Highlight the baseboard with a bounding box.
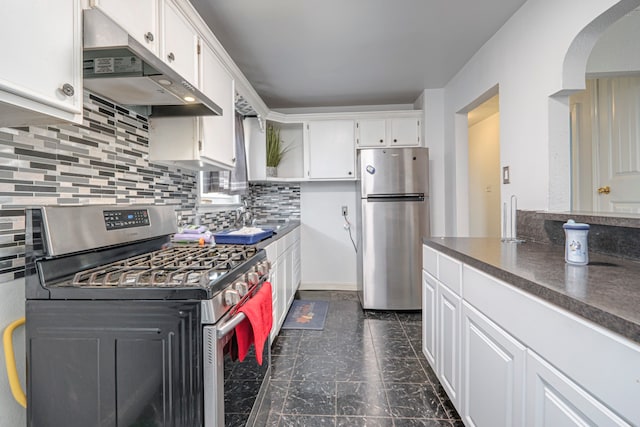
[298,282,358,291]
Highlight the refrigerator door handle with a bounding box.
[366,194,425,202]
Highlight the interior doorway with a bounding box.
[467,95,501,237]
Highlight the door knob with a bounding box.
[597,186,610,194]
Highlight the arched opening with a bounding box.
[551,0,640,212]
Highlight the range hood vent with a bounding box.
[83,8,222,118]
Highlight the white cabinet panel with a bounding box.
[422,271,437,366]
[438,252,462,295]
[162,1,198,85]
[462,302,526,427]
[91,0,160,55]
[199,42,236,169]
[306,120,355,179]
[526,351,631,427]
[0,0,83,126]
[148,43,235,170]
[357,119,386,147]
[356,116,421,148]
[437,282,461,406]
[390,117,420,146]
[463,264,640,424]
[422,244,438,277]
[266,227,301,342]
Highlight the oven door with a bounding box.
[203,306,271,427]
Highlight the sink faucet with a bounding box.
[234,201,253,228]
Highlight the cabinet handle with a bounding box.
[60,83,75,97]
[167,52,175,62]
[393,139,398,143]
[379,139,384,143]
[144,32,154,43]
[348,171,352,175]
[232,158,236,163]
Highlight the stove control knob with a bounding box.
[234,281,248,296]
[224,289,240,306]
[256,263,268,275]
[246,272,259,285]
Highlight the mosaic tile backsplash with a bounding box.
[0,92,301,283]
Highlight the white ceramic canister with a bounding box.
[562,219,590,265]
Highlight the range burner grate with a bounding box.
[70,245,259,288]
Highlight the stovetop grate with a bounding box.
[70,245,259,288]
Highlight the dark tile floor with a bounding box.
[256,290,463,426]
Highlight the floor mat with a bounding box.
[281,300,329,330]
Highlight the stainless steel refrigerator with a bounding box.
[356,147,430,310]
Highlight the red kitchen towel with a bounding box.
[235,282,273,365]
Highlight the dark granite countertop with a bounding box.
[423,237,640,344]
[256,220,300,249]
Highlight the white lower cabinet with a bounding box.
[422,244,640,427]
[265,227,301,343]
[525,350,630,427]
[437,281,461,407]
[422,271,437,366]
[462,302,525,427]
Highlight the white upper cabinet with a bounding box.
[90,0,160,55]
[0,0,83,126]
[357,116,421,148]
[357,119,387,147]
[305,120,355,180]
[161,1,198,86]
[390,117,421,146]
[148,42,235,170]
[199,42,236,169]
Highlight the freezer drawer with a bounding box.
[360,197,429,309]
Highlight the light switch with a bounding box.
[502,166,510,184]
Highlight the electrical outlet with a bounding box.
[341,206,348,216]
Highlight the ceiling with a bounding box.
[189,0,527,110]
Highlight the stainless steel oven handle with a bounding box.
[216,312,246,340]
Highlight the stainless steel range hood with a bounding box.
[83,8,222,118]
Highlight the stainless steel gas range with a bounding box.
[24,205,271,427]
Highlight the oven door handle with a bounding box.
[216,312,246,340]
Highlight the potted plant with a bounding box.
[266,123,287,177]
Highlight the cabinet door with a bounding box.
[291,234,301,299]
[422,271,437,367]
[200,42,236,169]
[526,351,630,427]
[390,117,420,146]
[306,120,355,179]
[162,1,198,86]
[0,1,83,126]
[269,260,280,343]
[92,0,160,55]
[462,302,525,427]
[437,282,461,407]
[276,253,287,330]
[357,119,386,147]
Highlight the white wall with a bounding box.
[468,112,501,237]
[419,89,446,236]
[587,10,640,75]
[299,181,358,290]
[438,0,640,236]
